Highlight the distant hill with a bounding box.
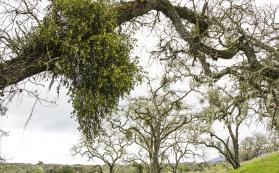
[207,156,226,164]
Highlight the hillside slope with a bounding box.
[227,151,279,173]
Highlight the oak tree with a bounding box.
[113,81,194,173]
[0,0,278,137]
[194,86,251,169]
[72,119,129,173]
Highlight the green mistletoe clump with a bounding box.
[32,0,141,139]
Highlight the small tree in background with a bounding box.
[0,129,7,162]
[72,120,129,173]
[194,86,251,169]
[112,80,195,173]
[162,127,201,173]
[239,133,270,161]
[268,130,279,152]
[132,162,144,173]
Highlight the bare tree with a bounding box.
[112,80,195,173]
[194,85,252,169]
[162,128,199,173]
[239,133,270,161]
[268,130,279,152]
[72,120,129,173]
[0,129,7,162]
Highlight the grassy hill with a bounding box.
[187,151,279,173]
[227,151,279,173]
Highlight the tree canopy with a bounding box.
[0,0,278,138]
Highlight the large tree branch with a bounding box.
[0,53,48,90]
[1,0,278,91]
[0,0,209,90]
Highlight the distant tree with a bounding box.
[72,120,129,173]
[90,165,104,173]
[47,166,76,173]
[239,133,270,161]
[113,80,195,173]
[268,130,279,152]
[194,86,251,169]
[0,129,7,162]
[163,128,198,173]
[36,161,44,165]
[132,162,144,173]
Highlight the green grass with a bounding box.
[188,151,279,173]
[227,151,279,173]
[187,164,231,173]
[0,152,278,173]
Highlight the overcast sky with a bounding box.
[0,0,277,165]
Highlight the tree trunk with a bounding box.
[172,164,178,173]
[228,158,240,169]
[231,154,240,169]
[136,164,144,173]
[150,157,160,173]
[109,165,114,173]
[232,162,240,169]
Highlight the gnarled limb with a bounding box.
[1,0,278,90]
